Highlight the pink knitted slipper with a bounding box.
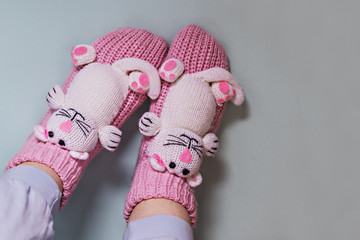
[124,25,244,226]
[6,28,167,208]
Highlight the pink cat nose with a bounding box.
[59,120,72,133]
[180,148,192,163]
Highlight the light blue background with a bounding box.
[0,0,359,239]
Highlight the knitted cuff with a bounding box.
[6,28,167,208]
[6,91,145,208]
[6,89,147,208]
[124,137,198,225]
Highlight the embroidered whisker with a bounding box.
[76,120,91,130]
[75,120,90,133]
[165,139,187,145]
[168,134,187,144]
[163,143,187,147]
[75,121,87,137]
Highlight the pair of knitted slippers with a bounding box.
[7,25,244,226]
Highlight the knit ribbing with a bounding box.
[124,25,230,226]
[166,25,229,73]
[6,28,167,208]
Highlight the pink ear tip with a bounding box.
[44,127,48,139]
[153,154,165,167]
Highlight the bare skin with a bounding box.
[19,162,63,193]
[18,162,191,227]
[128,198,191,225]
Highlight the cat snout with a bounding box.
[59,120,72,133]
[180,148,192,163]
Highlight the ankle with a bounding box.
[128,198,191,225]
[19,162,63,193]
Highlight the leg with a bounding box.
[0,165,61,239]
[125,25,243,238]
[129,199,190,224]
[124,214,192,240]
[2,28,167,237]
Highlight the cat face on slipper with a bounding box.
[138,58,244,187]
[34,44,161,160]
[44,108,98,152]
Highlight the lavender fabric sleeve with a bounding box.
[3,166,62,216]
[123,215,193,240]
[0,166,62,240]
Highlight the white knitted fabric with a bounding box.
[34,46,161,160]
[161,72,217,137]
[138,58,244,187]
[159,59,244,136]
[146,128,219,187]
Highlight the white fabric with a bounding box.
[161,74,216,137]
[0,177,55,240]
[123,215,193,240]
[65,63,128,129]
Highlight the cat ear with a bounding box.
[138,112,162,136]
[70,151,89,160]
[33,125,48,142]
[71,44,96,66]
[202,133,219,157]
[150,154,166,172]
[46,85,65,110]
[192,67,244,106]
[186,172,203,187]
[158,59,185,83]
[99,126,122,151]
[112,58,161,100]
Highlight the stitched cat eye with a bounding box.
[48,131,54,138]
[169,162,176,168]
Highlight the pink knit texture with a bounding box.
[124,25,229,226]
[6,28,167,208]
